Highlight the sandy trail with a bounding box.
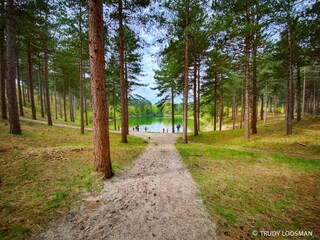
[35,132,216,240]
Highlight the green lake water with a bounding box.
[110,116,198,133]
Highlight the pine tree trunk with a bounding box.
[69,79,73,122]
[118,0,127,143]
[88,0,113,178]
[197,58,200,132]
[251,32,258,134]
[286,3,293,135]
[44,35,52,126]
[232,90,236,129]
[28,43,36,120]
[0,3,7,120]
[296,62,301,121]
[63,90,67,122]
[79,3,84,134]
[171,86,175,133]
[54,74,57,120]
[182,1,189,144]
[244,34,250,140]
[124,50,129,135]
[39,66,45,118]
[302,67,306,116]
[22,75,26,107]
[16,56,24,116]
[6,0,21,134]
[193,60,198,136]
[214,74,217,131]
[113,78,117,130]
[219,82,223,131]
[260,95,264,120]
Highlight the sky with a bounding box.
[131,32,160,104]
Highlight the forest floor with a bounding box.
[0,120,146,240]
[33,132,216,240]
[176,116,320,239]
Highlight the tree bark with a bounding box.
[286,2,293,135]
[251,31,258,134]
[197,58,200,132]
[0,1,7,120]
[219,82,223,131]
[171,86,175,133]
[28,43,36,120]
[296,61,301,121]
[118,0,127,143]
[182,1,189,144]
[79,3,84,134]
[214,73,217,131]
[16,56,24,116]
[6,0,21,134]
[88,0,113,178]
[44,31,52,126]
[39,65,45,118]
[63,90,67,122]
[232,90,236,129]
[193,60,198,136]
[302,67,306,116]
[244,34,250,140]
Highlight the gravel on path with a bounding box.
[34,132,216,240]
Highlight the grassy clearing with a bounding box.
[176,116,320,239]
[0,120,147,240]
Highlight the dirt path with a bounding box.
[34,132,216,240]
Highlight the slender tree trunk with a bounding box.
[296,62,301,121]
[244,34,250,140]
[286,3,293,135]
[39,66,45,118]
[118,0,127,143]
[260,95,264,120]
[193,60,198,136]
[22,74,26,107]
[6,0,21,134]
[88,0,113,178]
[232,90,236,129]
[197,58,200,132]
[313,78,317,115]
[171,86,175,133]
[79,4,84,134]
[54,74,57,120]
[182,1,189,144]
[214,74,217,131]
[44,34,52,125]
[251,32,258,134]
[16,56,24,116]
[113,78,117,130]
[219,82,223,131]
[302,67,306,116]
[68,79,73,122]
[63,90,67,122]
[28,43,36,119]
[84,67,88,126]
[124,50,129,135]
[0,3,7,120]
[264,81,268,125]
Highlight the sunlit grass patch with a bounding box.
[176,116,320,239]
[0,120,146,240]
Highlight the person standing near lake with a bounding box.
[177,124,181,133]
[145,126,148,132]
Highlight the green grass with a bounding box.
[0,120,147,240]
[176,115,320,239]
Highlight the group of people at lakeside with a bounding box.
[117,123,182,133]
